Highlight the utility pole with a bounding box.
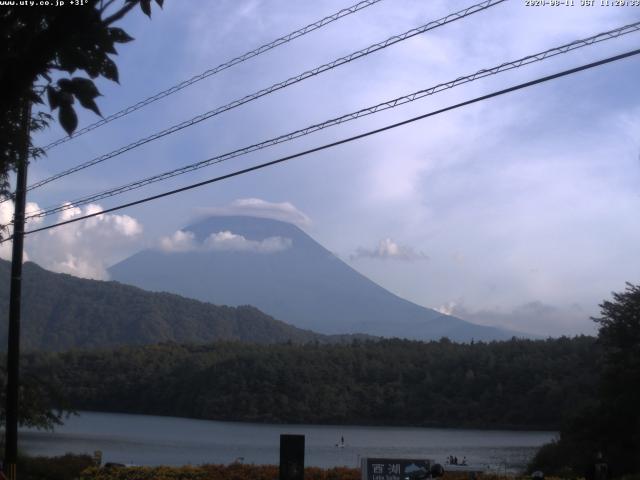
[3,101,31,480]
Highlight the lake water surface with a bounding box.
[20,412,556,472]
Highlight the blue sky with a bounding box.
[3,0,640,336]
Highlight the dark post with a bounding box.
[3,101,31,480]
[279,434,305,480]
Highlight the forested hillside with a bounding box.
[24,336,598,429]
[0,260,355,350]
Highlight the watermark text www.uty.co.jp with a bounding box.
[0,0,89,6]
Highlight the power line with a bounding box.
[26,20,640,220]
[9,47,639,240]
[25,0,505,193]
[39,0,387,152]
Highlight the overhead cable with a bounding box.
[25,0,506,193]
[8,47,638,240]
[26,20,640,220]
[39,0,387,152]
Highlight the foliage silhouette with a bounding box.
[0,0,163,198]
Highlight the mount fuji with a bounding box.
[109,215,521,341]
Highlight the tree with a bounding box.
[0,366,70,431]
[592,282,640,475]
[529,283,640,477]
[0,0,164,199]
[0,0,164,443]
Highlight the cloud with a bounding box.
[48,254,114,281]
[0,201,44,227]
[0,201,44,262]
[204,230,292,253]
[435,301,457,316]
[159,229,292,254]
[351,238,428,262]
[196,198,311,227]
[1,201,143,280]
[441,301,595,337]
[159,230,198,252]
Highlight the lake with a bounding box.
[20,412,556,472]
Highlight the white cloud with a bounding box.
[0,200,45,227]
[196,198,311,227]
[159,230,198,252]
[444,301,595,337]
[159,229,292,254]
[435,301,457,316]
[0,201,144,280]
[49,254,111,281]
[0,201,46,263]
[205,230,292,253]
[351,238,428,261]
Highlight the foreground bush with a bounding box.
[79,464,361,480]
[78,467,572,480]
[18,453,95,480]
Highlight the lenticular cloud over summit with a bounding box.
[196,198,311,227]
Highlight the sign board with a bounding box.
[361,458,433,480]
[280,434,305,480]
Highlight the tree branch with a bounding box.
[100,0,119,14]
[103,1,138,25]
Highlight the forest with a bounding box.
[0,257,635,478]
[3,282,639,477]
[19,336,598,430]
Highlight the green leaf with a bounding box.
[57,49,81,74]
[29,91,44,105]
[59,91,75,106]
[103,42,118,55]
[140,0,151,17]
[85,61,101,79]
[68,78,102,117]
[57,78,74,93]
[47,87,60,110]
[59,104,78,136]
[31,112,53,133]
[77,96,102,117]
[108,27,135,44]
[155,0,164,7]
[70,77,101,99]
[101,57,119,83]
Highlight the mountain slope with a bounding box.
[110,216,521,341]
[0,259,344,351]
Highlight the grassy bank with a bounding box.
[17,453,95,480]
[24,454,640,480]
[77,466,575,480]
[14,456,571,480]
[80,464,359,480]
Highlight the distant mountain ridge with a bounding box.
[0,259,360,351]
[110,215,522,341]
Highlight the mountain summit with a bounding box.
[110,215,519,341]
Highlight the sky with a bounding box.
[3,0,640,337]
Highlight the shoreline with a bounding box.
[18,412,551,473]
[47,409,559,434]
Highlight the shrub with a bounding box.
[18,453,95,480]
[78,464,361,480]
